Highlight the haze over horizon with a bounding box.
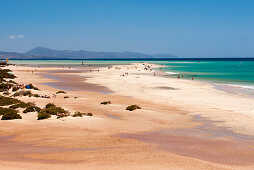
[0,0,253,58]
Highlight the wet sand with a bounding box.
[105,113,122,120]
[41,69,113,93]
[120,115,254,165]
[213,83,254,98]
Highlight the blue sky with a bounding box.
[0,0,253,57]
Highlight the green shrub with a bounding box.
[3,91,10,96]
[12,86,19,92]
[0,107,22,120]
[100,101,111,105]
[86,112,93,116]
[9,102,28,109]
[44,107,67,115]
[32,94,40,98]
[9,80,17,85]
[37,110,51,120]
[13,90,32,97]
[1,112,22,120]
[9,102,40,114]
[57,113,68,119]
[23,105,41,113]
[72,111,83,117]
[56,90,66,94]
[0,107,18,115]
[0,69,16,79]
[42,103,68,115]
[45,103,56,108]
[0,83,13,91]
[72,111,93,117]
[0,95,20,106]
[126,105,141,111]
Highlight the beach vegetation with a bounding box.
[57,113,69,119]
[1,112,22,120]
[42,103,68,115]
[33,94,40,98]
[45,103,56,108]
[126,105,141,111]
[100,101,111,105]
[0,95,20,106]
[0,107,22,120]
[0,69,16,79]
[12,86,19,92]
[0,107,18,115]
[9,80,17,84]
[37,110,51,120]
[86,112,93,116]
[72,111,93,117]
[13,90,32,97]
[0,83,13,92]
[9,102,29,109]
[3,91,10,96]
[23,105,41,113]
[13,90,40,98]
[56,90,66,94]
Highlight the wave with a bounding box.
[223,84,254,90]
[165,71,179,75]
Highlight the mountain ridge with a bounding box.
[0,47,177,59]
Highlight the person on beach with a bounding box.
[192,76,194,80]
[178,75,180,79]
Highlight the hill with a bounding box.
[0,47,177,59]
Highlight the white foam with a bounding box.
[165,71,179,75]
[223,84,254,90]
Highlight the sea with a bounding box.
[8,58,254,97]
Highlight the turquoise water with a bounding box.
[9,59,254,89]
[157,60,254,85]
[9,59,135,66]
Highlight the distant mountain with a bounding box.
[0,47,177,59]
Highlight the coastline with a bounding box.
[86,63,254,133]
[1,63,254,169]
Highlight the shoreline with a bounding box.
[13,61,254,99]
[161,68,254,99]
[1,63,254,169]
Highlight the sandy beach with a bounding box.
[1,63,254,169]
